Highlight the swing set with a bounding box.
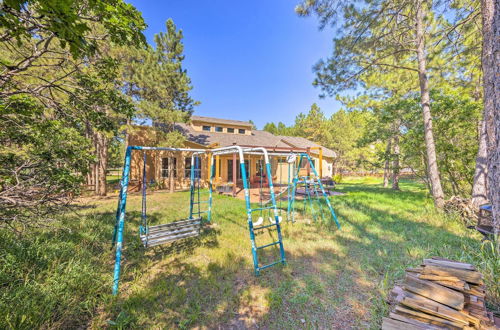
[110,145,340,295]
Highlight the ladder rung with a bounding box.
[191,201,209,204]
[258,260,283,271]
[257,241,280,250]
[192,210,208,214]
[251,206,275,212]
[253,223,277,230]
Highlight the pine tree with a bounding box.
[134,19,197,145]
[296,0,450,207]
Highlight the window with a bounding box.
[227,127,234,133]
[202,125,211,131]
[162,157,177,178]
[215,126,223,132]
[185,157,201,178]
[238,129,245,134]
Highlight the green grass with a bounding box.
[106,175,121,186]
[1,178,498,329]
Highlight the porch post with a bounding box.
[232,151,237,197]
[306,148,311,177]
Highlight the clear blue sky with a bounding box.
[127,0,342,129]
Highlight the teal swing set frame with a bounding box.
[110,145,340,295]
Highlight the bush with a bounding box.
[0,96,93,228]
[333,173,343,184]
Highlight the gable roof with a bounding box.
[131,121,337,159]
[175,123,290,148]
[278,135,337,158]
[191,116,253,128]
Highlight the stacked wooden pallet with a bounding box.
[383,257,497,329]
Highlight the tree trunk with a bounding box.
[472,118,488,206]
[124,118,131,150]
[415,0,445,208]
[85,122,94,189]
[95,131,108,196]
[482,0,500,236]
[383,137,392,188]
[392,134,400,190]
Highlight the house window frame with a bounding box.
[202,125,211,132]
[238,128,245,134]
[162,157,177,178]
[227,127,235,133]
[215,126,223,132]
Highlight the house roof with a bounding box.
[132,121,337,159]
[190,116,253,128]
[175,123,290,148]
[277,136,337,158]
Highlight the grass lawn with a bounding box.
[1,177,498,329]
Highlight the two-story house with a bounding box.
[128,116,336,192]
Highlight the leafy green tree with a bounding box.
[294,103,332,147]
[133,19,198,148]
[69,56,135,196]
[263,122,278,134]
[121,19,198,192]
[296,0,457,207]
[0,0,146,96]
[249,120,257,130]
[0,0,147,214]
[0,96,93,228]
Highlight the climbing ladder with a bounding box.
[210,146,286,275]
[189,154,212,221]
[289,153,340,228]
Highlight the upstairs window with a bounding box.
[215,126,223,132]
[238,129,245,134]
[227,127,235,133]
[162,157,177,178]
[202,125,211,132]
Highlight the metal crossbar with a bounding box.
[257,241,280,250]
[258,260,282,271]
[254,223,278,231]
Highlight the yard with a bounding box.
[1,178,498,329]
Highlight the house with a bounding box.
[128,116,336,192]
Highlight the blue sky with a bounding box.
[128,0,342,129]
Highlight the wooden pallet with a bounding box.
[383,257,497,329]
